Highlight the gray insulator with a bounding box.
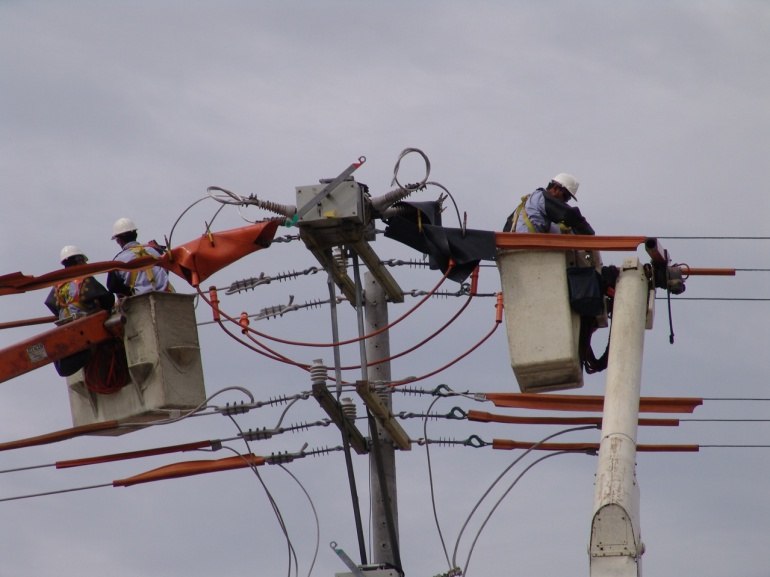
[340,397,357,421]
[310,359,327,385]
[333,246,348,271]
[370,187,413,213]
[379,204,419,219]
[250,197,297,218]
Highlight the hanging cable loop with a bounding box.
[390,147,431,190]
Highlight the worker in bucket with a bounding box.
[44,246,116,377]
[107,217,174,297]
[503,173,595,235]
[45,245,115,321]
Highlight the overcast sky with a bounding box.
[1,2,769,576]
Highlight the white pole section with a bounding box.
[590,258,651,577]
[364,272,400,568]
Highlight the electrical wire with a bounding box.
[165,196,227,253]
[83,339,129,394]
[423,395,452,570]
[217,287,475,374]
[703,397,770,401]
[118,386,255,430]
[451,425,597,569]
[325,258,368,565]
[225,418,298,577]
[196,265,454,349]
[700,444,770,448]
[388,319,501,387]
[277,464,321,577]
[655,236,770,240]
[390,147,430,191]
[335,293,474,372]
[425,180,465,234]
[656,297,770,301]
[463,450,590,576]
[207,308,312,371]
[0,483,113,503]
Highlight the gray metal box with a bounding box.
[66,292,206,434]
[295,180,365,227]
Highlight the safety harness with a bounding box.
[511,193,573,234]
[511,195,536,233]
[125,245,173,294]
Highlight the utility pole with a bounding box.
[589,257,651,576]
[364,271,401,569]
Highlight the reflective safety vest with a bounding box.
[55,280,89,320]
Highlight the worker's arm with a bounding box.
[43,287,59,317]
[544,195,595,235]
[81,277,116,310]
[106,271,131,298]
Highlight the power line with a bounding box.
[656,236,770,240]
[703,397,770,401]
[659,297,770,301]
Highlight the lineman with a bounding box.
[503,173,595,235]
[45,246,115,321]
[107,217,174,297]
[44,246,116,376]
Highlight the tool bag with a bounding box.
[566,267,605,317]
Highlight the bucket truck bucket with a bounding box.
[66,292,206,434]
[497,249,586,392]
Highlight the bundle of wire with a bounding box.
[84,339,129,394]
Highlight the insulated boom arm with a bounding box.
[0,310,125,385]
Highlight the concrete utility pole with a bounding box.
[590,257,651,576]
[364,272,400,568]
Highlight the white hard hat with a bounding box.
[60,245,87,264]
[551,173,580,200]
[112,217,138,239]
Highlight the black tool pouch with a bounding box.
[567,267,605,317]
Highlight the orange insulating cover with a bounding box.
[492,439,699,452]
[466,410,679,427]
[113,453,265,487]
[484,393,703,413]
[0,257,160,296]
[56,440,216,469]
[160,220,281,287]
[0,310,122,386]
[0,316,57,330]
[495,232,647,251]
[681,267,736,276]
[0,421,121,452]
